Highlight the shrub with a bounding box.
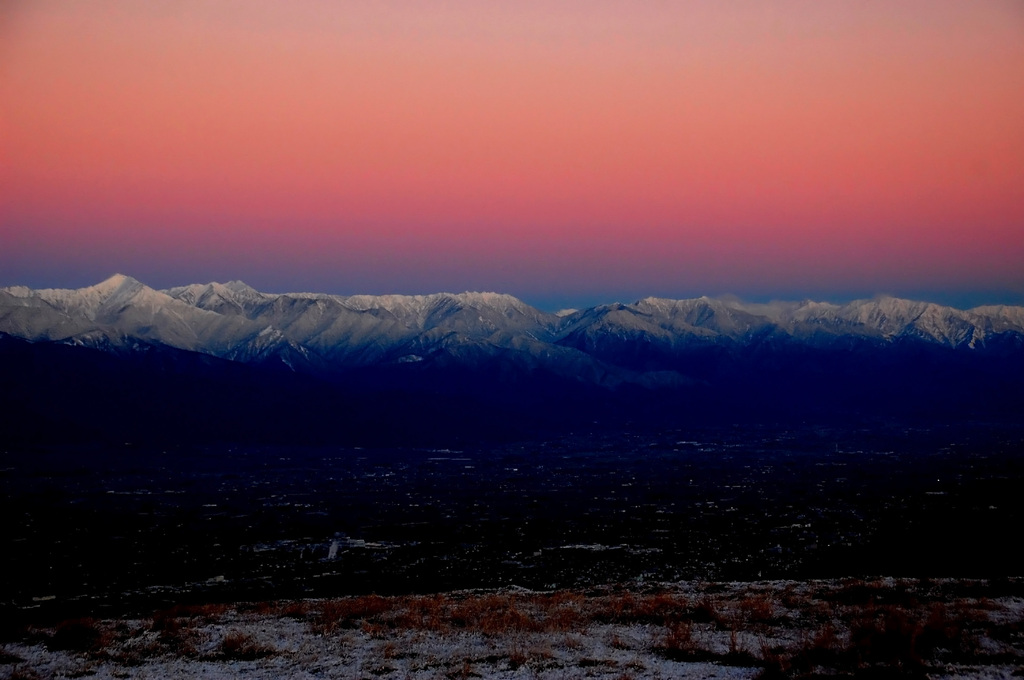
[47,618,110,653]
[830,578,883,606]
[109,637,166,666]
[280,601,312,620]
[849,607,923,670]
[789,620,846,672]
[656,621,711,662]
[312,595,392,634]
[447,594,541,636]
[636,593,688,624]
[151,610,183,634]
[757,636,789,679]
[479,600,536,636]
[916,602,977,661]
[562,634,584,651]
[691,597,720,624]
[600,592,638,623]
[739,594,777,624]
[606,631,631,649]
[449,658,474,680]
[545,601,584,632]
[361,621,389,639]
[391,594,448,631]
[220,631,275,660]
[506,638,528,670]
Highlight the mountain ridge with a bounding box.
[2,275,1022,444]
[3,275,1024,370]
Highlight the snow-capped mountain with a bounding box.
[3,275,1023,377]
[2,275,1023,444]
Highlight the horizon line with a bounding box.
[5,272,1024,314]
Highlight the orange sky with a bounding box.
[2,1,1023,307]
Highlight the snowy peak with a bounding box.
[971,304,1024,334]
[223,280,259,295]
[337,291,554,338]
[31,274,155,318]
[552,293,1024,351]
[631,296,767,335]
[164,280,268,316]
[90,273,138,294]
[2,278,1023,386]
[834,296,982,346]
[342,291,536,315]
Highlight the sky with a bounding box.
[2,1,1023,310]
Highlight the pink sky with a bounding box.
[2,1,1023,308]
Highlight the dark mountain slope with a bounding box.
[2,278,1023,444]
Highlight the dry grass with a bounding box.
[292,579,1020,676]
[738,594,778,624]
[219,631,276,660]
[7,578,1022,678]
[45,618,112,653]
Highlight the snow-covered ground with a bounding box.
[3,578,1022,679]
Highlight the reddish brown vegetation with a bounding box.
[7,578,1021,678]
[219,631,275,660]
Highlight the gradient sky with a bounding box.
[2,1,1023,310]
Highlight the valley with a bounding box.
[3,423,1021,621]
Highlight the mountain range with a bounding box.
[2,275,1022,444]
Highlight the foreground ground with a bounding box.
[3,578,1023,679]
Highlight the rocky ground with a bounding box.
[3,578,1023,679]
